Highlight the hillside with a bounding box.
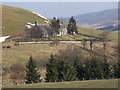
[65,9,118,31]
[4,79,118,88]
[1,5,118,42]
[77,26,118,41]
[2,5,48,35]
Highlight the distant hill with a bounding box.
[2,5,49,35]
[65,9,118,31]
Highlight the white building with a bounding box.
[25,21,67,38]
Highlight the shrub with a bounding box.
[10,63,26,73]
[55,45,85,66]
[10,63,26,84]
[34,58,48,68]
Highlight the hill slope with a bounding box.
[2,5,48,35]
[65,9,118,31]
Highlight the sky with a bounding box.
[2,2,118,19]
[2,0,120,2]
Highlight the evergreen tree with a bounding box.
[25,56,41,84]
[101,59,111,79]
[117,62,120,78]
[74,59,85,80]
[58,60,77,82]
[45,55,59,82]
[84,60,93,80]
[114,61,120,78]
[67,16,78,34]
[50,17,60,34]
[84,58,103,80]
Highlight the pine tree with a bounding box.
[84,60,92,80]
[84,58,103,80]
[101,59,111,79]
[58,60,77,82]
[45,55,59,82]
[25,56,41,84]
[67,16,78,34]
[50,17,60,34]
[74,60,85,80]
[114,62,120,78]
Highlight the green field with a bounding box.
[53,27,118,42]
[2,5,46,35]
[77,27,118,42]
[3,79,118,88]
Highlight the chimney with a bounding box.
[35,20,38,26]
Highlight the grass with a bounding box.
[109,31,118,42]
[2,42,69,85]
[2,43,68,67]
[2,5,46,35]
[78,27,104,36]
[2,41,118,86]
[1,4,119,87]
[78,27,118,42]
[3,79,118,88]
[57,27,118,42]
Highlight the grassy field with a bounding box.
[78,27,103,36]
[77,27,118,42]
[2,5,46,35]
[52,27,118,42]
[2,42,69,85]
[2,43,69,67]
[3,79,118,88]
[2,41,118,85]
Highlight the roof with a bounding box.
[29,24,54,38]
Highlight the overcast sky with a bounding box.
[2,2,118,19]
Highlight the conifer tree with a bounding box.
[58,60,77,82]
[50,17,60,34]
[101,59,111,79]
[67,16,78,34]
[45,55,59,82]
[25,56,41,84]
[114,62,120,78]
[74,60,85,80]
[84,58,103,80]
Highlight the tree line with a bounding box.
[25,52,120,84]
[8,44,119,85]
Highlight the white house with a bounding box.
[25,21,67,38]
